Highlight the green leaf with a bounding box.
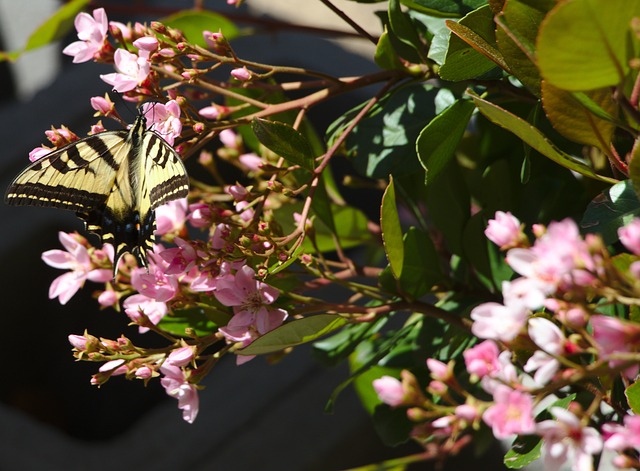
[381,178,404,279]
[161,10,239,47]
[582,180,640,245]
[399,227,443,297]
[400,0,487,17]
[541,83,617,150]
[417,98,475,184]
[372,404,413,446]
[159,305,224,337]
[252,118,316,171]
[626,378,640,414]
[347,82,436,178]
[537,0,640,90]
[494,0,554,96]
[389,0,425,62]
[310,176,336,233]
[375,28,406,70]
[439,5,502,81]
[504,436,542,469]
[470,91,618,184]
[237,314,348,355]
[313,317,388,367]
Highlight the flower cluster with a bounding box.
[373,212,640,471]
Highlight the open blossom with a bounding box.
[100,48,150,93]
[123,294,168,333]
[537,407,603,471]
[603,414,640,451]
[463,340,500,379]
[485,211,525,249]
[62,8,108,63]
[141,100,182,146]
[524,318,566,386]
[216,266,288,353]
[470,300,529,342]
[482,385,536,439]
[42,232,112,304]
[506,219,596,294]
[155,198,187,235]
[160,363,199,423]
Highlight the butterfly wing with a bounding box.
[127,129,189,262]
[5,131,130,212]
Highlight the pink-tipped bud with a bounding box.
[166,346,195,367]
[135,366,153,379]
[230,67,251,81]
[68,334,88,350]
[29,146,51,162]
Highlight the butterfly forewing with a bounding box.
[5,132,128,212]
[5,114,190,276]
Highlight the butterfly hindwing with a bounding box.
[5,114,189,276]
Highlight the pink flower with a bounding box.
[160,364,199,423]
[216,266,288,347]
[603,414,640,451]
[141,100,182,145]
[211,223,231,250]
[523,318,565,385]
[506,219,596,294]
[485,211,524,249]
[199,105,226,120]
[155,197,187,235]
[42,232,112,304]
[464,340,500,379]
[130,254,179,302]
[62,8,108,63]
[100,48,150,93]
[502,278,546,311]
[187,203,213,228]
[123,294,168,333]
[133,36,158,55]
[159,238,198,275]
[537,407,603,471]
[230,66,251,81]
[618,218,640,255]
[99,359,126,374]
[470,300,529,342]
[482,385,536,439]
[480,350,518,394]
[373,376,405,407]
[591,315,640,378]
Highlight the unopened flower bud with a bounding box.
[231,67,251,81]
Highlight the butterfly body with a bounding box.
[5,115,189,275]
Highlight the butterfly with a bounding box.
[5,113,189,276]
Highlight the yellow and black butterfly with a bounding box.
[5,113,189,276]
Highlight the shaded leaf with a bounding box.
[252,118,316,171]
[238,314,348,355]
[417,98,475,184]
[161,10,238,47]
[582,180,640,245]
[381,178,404,279]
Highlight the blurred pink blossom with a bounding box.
[63,8,108,63]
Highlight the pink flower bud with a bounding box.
[166,346,195,367]
[90,95,114,115]
[135,366,153,379]
[372,376,405,407]
[426,358,450,381]
[68,334,88,350]
[133,36,158,52]
[219,129,239,148]
[98,290,118,307]
[619,218,640,255]
[230,67,251,81]
[485,211,524,249]
[90,123,106,134]
[99,359,126,373]
[455,404,480,421]
[29,146,51,162]
[199,105,221,119]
